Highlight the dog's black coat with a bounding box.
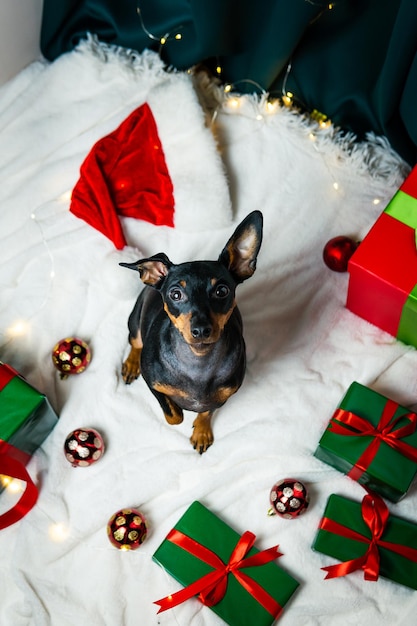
[120,210,263,453]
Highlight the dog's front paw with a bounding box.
[190,412,214,454]
[122,346,142,384]
[122,356,141,384]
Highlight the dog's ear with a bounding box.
[119,253,173,287]
[219,211,263,283]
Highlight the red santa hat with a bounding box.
[70,73,232,249]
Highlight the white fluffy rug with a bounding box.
[1,38,417,626]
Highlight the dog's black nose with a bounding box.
[191,325,212,340]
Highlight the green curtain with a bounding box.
[40,0,417,166]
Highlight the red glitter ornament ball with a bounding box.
[52,337,92,379]
[268,478,309,519]
[323,236,358,272]
[64,428,105,467]
[107,508,148,550]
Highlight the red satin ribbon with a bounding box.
[321,493,417,580]
[154,528,283,617]
[0,440,38,530]
[329,399,417,480]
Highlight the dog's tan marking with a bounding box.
[163,302,236,349]
[122,331,143,383]
[210,302,236,335]
[226,225,259,280]
[179,280,187,288]
[138,260,168,286]
[189,344,213,356]
[152,382,186,424]
[122,346,142,384]
[163,305,194,342]
[190,411,213,454]
[130,333,143,349]
[162,399,184,425]
[153,382,189,399]
[212,384,239,405]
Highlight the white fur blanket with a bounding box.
[1,38,417,626]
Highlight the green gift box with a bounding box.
[0,362,58,474]
[314,382,417,502]
[312,493,417,589]
[152,501,299,625]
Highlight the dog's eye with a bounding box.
[214,284,230,298]
[169,288,184,302]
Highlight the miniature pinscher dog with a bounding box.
[120,210,263,453]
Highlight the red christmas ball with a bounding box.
[323,236,358,272]
[52,337,92,379]
[107,508,148,550]
[64,428,105,467]
[268,478,309,519]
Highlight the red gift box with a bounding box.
[347,165,417,347]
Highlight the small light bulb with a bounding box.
[48,523,70,542]
[373,198,381,205]
[160,36,166,45]
[175,33,182,40]
[309,132,316,141]
[227,96,240,109]
[59,190,72,202]
[224,84,232,93]
[120,545,130,552]
[256,114,263,121]
[31,213,36,220]
[266,99,278,114]
[6,320,30,337]
[216,65,222,75]
[1,476,23,493]
[7,480,24,494]
[282,92,293,107]
[333,182,339,191]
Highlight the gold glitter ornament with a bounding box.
[107,508,148,550]
[52,337,92,379]
[268,478,310,519]
[64,428,105,467]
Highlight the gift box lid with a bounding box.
[153,501,299,626]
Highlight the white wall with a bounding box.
[0,0,44,86]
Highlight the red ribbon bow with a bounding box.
[320,492,417,580]
[329,398,417,480]
[154,528,283,617]
[0,440,38,530]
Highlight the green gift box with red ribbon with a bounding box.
[0,362,58,528]
[314,382,417,502]
[152,501,299,625]
[347,165,417,347]
[312,492,417,589]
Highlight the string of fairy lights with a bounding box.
[133,0,384,197]
[136,1,336,120]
